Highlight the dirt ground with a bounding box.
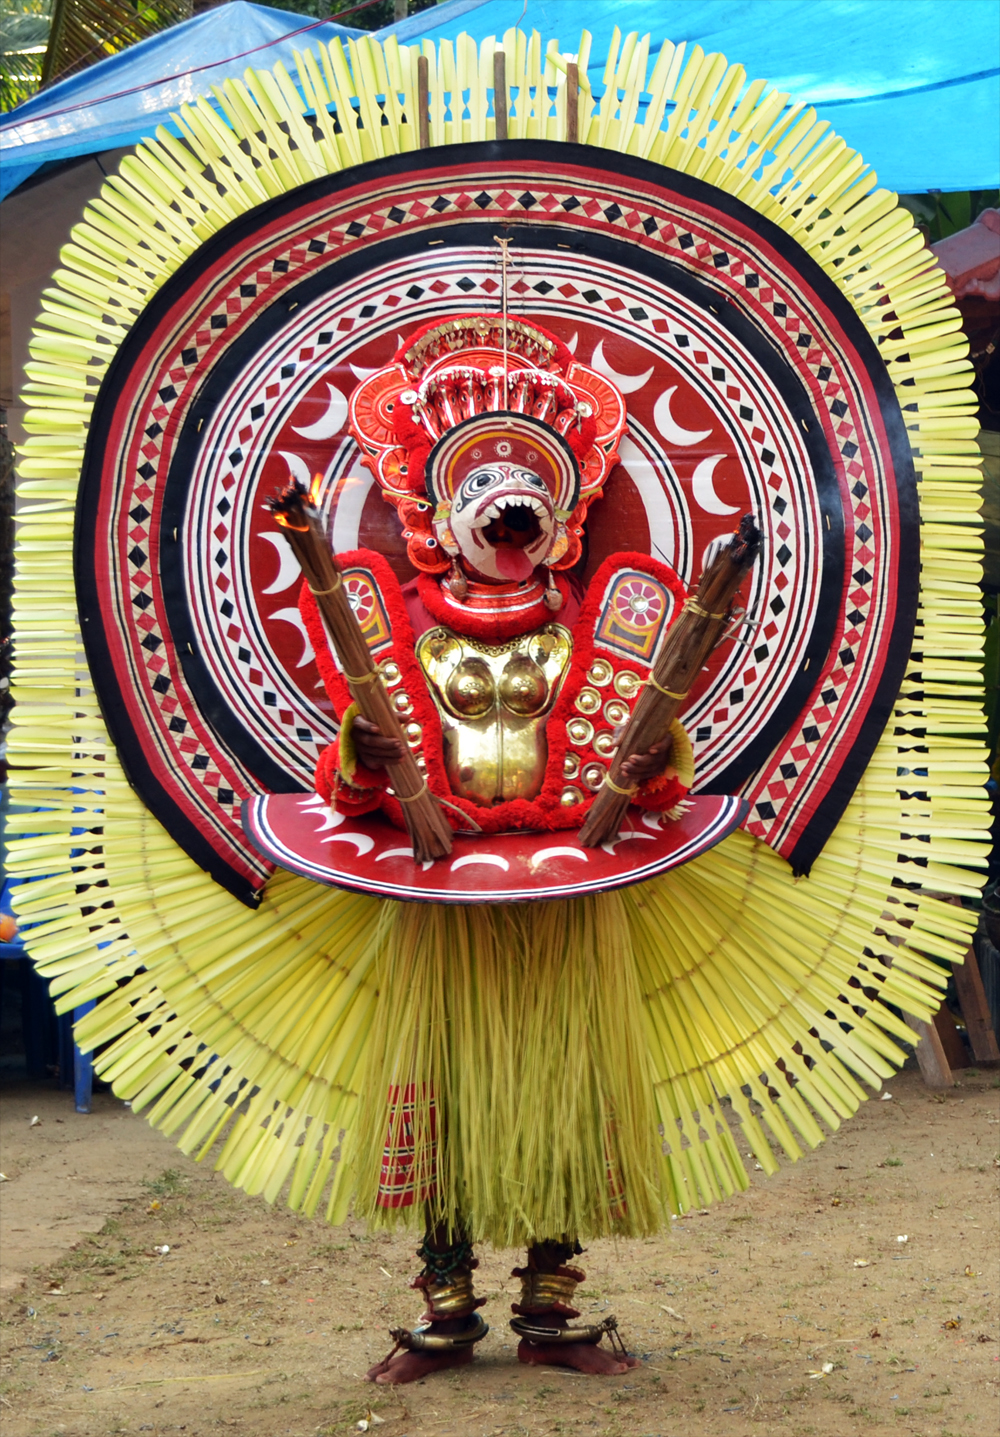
[0,1066,997,1437]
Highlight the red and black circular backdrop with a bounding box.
[75,143,917,903]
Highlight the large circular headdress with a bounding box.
[9,30,989,1219]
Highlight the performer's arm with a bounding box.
[315,709,403,814]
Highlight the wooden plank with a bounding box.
[905,1012,954,1089]
[417,54,430,150]
[933,1004,970,1070]
[953,944,1000,1063]
[494,50,508,140]
[566,60,579,143]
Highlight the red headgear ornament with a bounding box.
[348,313,627,572]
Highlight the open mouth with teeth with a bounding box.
[477,495,546,550]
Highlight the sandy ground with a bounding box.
[0,1066,997,1437]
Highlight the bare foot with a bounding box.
[366,1343,474,1385]
[517,1337,640,1375]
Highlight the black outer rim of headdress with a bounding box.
[75,140,918,898]
[424,410,583,512]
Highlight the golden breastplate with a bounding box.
[416,625,573,806]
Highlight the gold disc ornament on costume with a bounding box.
[9,29,990,1224]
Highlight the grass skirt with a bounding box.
[353,893,665,1246]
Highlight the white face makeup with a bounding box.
[436,463,559,583]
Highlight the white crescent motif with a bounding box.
[309,805,345,832]
[600,829,657,855]
[591,339,654,394]
[292,383,348,440]
[259,531,302,595]
[640,811,663,831]
[376,846,416,862]
[529,846,590,869]
[267,607,315,667]
[654,386,712,447]
[450,854,510,874]
[350,335,405,382]
[565,331,579,355]
[321,831,375,854]
[277,450,313,488]
[691,454,740,516]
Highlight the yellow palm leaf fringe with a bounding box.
[8,28,990,1224]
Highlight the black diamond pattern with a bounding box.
[842,440,859,460]
[141,633,161,652]
[158,384,177,401]
[629,306,648,320]
[133,591,152,610]
[561,196,580,211]
[220,600,234,619]
[431,196,451,212]
[776,543,791,566]
[603,203,622,221]
[263,692,277,707]
[168,716,187,734]
[773,302,787,317]
[214,547,227,567]
[456,277,476,292]
[217,497,231,516]
[780,762,798,779]
[360,304,377,318]
[280,364,295,378]
[152,674,170,694]
[533,281,554,294]
[217,788,234,806]
[756,801,776,820]
[181,348,197,365]
[739,405,753,420]
[678,233,695,249]
[346,221,365,237]
[387,206,406,223]
[128,545,146,567]
[851,480,868,499]
[745,273,759,287]
[796,332,812,348]
[517,192,536,208]
[473,192,491,209]
[582,289,601,303]
[239,284,257,298]
[696,726,712,742]
[761,448,775,467]
[238,647,251,663]
[641,216,658,234]
[711,366,725,380]
[129,503,150,523]
[773,496,787,514]
[769,595,786,614]
[802,726,820,743]
[406,285,424,299]
[228,448,243,466]
[856,522,872,543]
[729,687,744,704]
[712,251,729,268]
[272,259,289,273]
[308,239,326,253]
[192,754,209,770]
[853,567,872,585]
[210,314,227,330]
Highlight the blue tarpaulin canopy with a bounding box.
[1,0,998,203]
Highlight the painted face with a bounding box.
[436,463,558,583]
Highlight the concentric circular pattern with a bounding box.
[76,144,917,900]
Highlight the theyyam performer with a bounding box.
[8,24,989,1388]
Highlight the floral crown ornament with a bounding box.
[348,313,627,573]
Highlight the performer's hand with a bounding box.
[352,715,405,770]
[617,736,671,786]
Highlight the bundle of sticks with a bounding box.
[578,513,762,848]
[268,481,453,863]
